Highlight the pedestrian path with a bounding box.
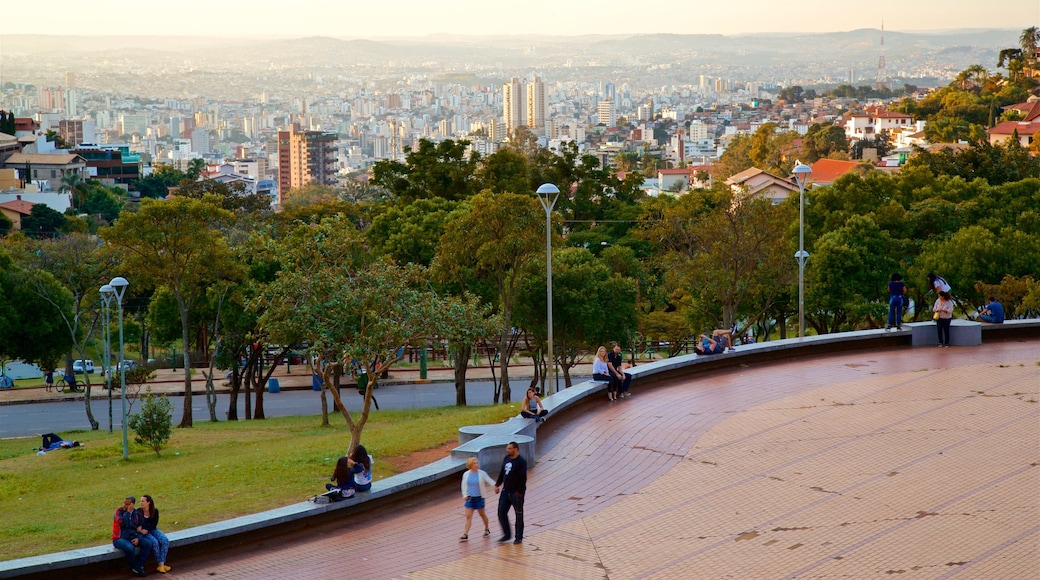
[142,340,1038,579]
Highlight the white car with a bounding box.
[72,359,95,374]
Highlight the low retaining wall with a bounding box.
[3,320,1037,578]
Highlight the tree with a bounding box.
[0,247,73,371]
[19,204,67,239]
[803,124,849,162]
[805,215,899,332]
[514,247,638,389]
[433,191,546,404]
[365,197,459,266]
[8,233,120,429]
[256,216,477,451]
[101,197,236,428]
[127,389,173,456]
[185,158,207,181]
[639,187,796,333]
[371,138,479,203]
[60,172,86,212]
[134,164,185,199]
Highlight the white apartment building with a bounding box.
[598,100,616,126]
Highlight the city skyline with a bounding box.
[4,0,1035,39]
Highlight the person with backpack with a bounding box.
[927,272,951,295]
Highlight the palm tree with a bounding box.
[60,172,85,212]
[1020,27,1040,77]
[186,158,207,181]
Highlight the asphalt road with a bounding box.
[0,378,548,439]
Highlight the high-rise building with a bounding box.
[277,123,338,204]
[526,76,547,136]
[58,119,96,147]
[598,100,617,127]
[503,77,525,136]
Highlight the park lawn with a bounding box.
[0,404,518,561]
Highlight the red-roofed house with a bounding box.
[724,167,798,204]
[1001,99,1040,122]
[986,121,1040,147]
[808,159,865,186]
[0,195,35,230]
[844,108,915,141]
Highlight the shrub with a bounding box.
[127,388,173,456]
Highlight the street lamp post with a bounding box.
[99,285,115,433]
[535,183,561,395]
[109,276,130,459]
[792,162,812,338]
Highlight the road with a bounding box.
[0,378,546,439]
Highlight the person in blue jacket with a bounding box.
[112,496,152,577]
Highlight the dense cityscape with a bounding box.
[0,28,1020,203]
[1,17,1039,578]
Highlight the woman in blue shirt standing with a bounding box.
[459,457,495,541]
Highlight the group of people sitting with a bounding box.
[111,495,171,576]
[324,444,374,500]
[592,344,633,402]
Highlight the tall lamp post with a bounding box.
[535,183,561,395]
[792,162,812,338]
[99,284,115,433]
[109,276,130,459]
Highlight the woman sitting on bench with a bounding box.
[325,445,373,499]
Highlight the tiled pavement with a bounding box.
[97,341,1039,579]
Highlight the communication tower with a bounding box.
[876,22,888,91]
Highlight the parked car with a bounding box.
[107,360,137,374]
[72,359,95,374]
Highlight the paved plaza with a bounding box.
[79,340,1038,579]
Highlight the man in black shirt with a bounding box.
[494,441,527,544]
[608,344,632,398]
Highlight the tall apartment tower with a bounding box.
[277,123,338,205]
[598,100,617,127]
[526,76,547,136]
[503,77,526,136]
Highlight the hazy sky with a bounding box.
[6,0,1035,38]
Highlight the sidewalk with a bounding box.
[0,361,598,405]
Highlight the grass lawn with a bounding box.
[0,404,518,561]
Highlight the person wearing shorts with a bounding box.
[459,457,495,541]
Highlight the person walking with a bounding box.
[494,441,527,544]
[887,273,907,330]
[459,457,495,542]
[137,495,171,573]
[934,290,954,347]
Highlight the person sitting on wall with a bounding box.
[976,297,1005,324]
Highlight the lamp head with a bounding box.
[792,162,812,187]
[536,183,560,197]
[100,284,115,303]
[109,276,129,300]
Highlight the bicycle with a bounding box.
[54,377,81,393]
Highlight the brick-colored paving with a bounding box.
[144,342,1039,579]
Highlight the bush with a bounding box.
[127,388,173,456]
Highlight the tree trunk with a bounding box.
[83,379,99,430]
[497,334,511,404]
[453,344,471,406]
[177,296,193,428]
[201,370,219,422]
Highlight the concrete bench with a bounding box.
[909,319,981,346]
[451,434,534,476]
